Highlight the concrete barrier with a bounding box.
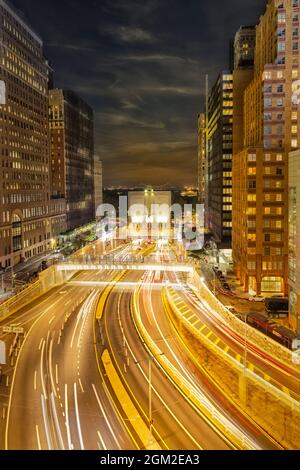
[0,265,77,323]
[189,270,299,369]
[165,287,300,450]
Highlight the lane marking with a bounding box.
[97,430,107,450]
[41,394,52,450]
[78,378,85,394]
[92,383,122,450]
[74,383,85,450]
[64,384,73,450]
[34,370,37,391]
[36,424,42,450]
[55,364,59,385]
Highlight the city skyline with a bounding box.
[11,0,267,187]
[2,0,300,457]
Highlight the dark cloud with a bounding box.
[12,0,267,187]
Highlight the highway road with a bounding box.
[1,241,295,450]
[136,269,280,450]
[97,269,233,450]
[2,244,135,450]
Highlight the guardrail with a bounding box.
[0,280,42,322]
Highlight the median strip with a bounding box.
[101,349,160,450]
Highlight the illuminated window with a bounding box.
[292,125,298,134]
[247,207,256,215]
[292,111,298,120]
[264,71,272,80]
[276,153,283,161]
[247,261,256,270]
[292,139,298,148]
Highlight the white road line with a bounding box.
[76,291,96,349]
[41,394,52,450]
[74,383,85,450]
[70,312,82,349]
[49,339,57,398]
[92,384,121,449]
[34,370,37,391]
[78,378,85,393]
[36,424,42,450]
[97,430,107,450]
[64,384,73,450]
[55,364,59,385]
[49,316,55,325]
[40,340,47,399]
[38,338,44,351]
[50,393,65,450]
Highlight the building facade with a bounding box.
[197,113,206,204]
[128,190,172,240]
[0,0,55,269]
[288,150,300,332]
[233,0,300,295]
[232,25,256,157]
[206,72,233,246]
[49,89,94,231]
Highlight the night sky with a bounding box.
[12,0,267,188]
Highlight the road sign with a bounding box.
[2,326,12,334]
[2,325,24,335]
[12,327,24,335]
[0,340,6,365]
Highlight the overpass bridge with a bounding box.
[55,255,199,273]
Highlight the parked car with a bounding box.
[249,295,265,302]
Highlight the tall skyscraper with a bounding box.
[288,149,300,332]
[232,0,300,296]
[49,89,95,231]
[206,72,233,246]
[234,25,256,70]
[232,26,256,157]
[197,113,206,204]
[0,0,59,269]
